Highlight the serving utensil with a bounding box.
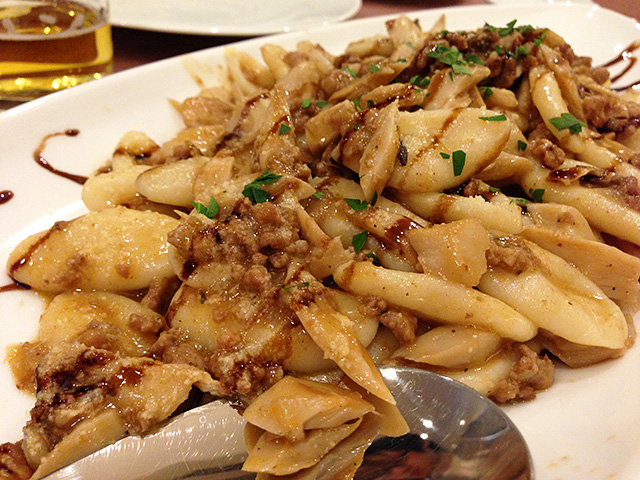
[43,366,533,480]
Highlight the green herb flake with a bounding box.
[242,169,283,205]
[342,66,358,78]
[534,29,547,46]
[191,196,220,219]
[529,188,545,203]
[451,63,472,76]
[345,198,368,210]
[313,191,324,200]
[513,45,530,59]
[366,252,380,266]
[367,100,375,107]
[397,58,408,63]
[354,124,360,131]
[404,41,416,48]
[488,186,501,193]
[479,86,493,99]
[440,152,451,159]
[428,44,473,77]
[352,231,368,253]
[369,64,382,73]
[352,98,362,111]
[371,191,378,206]
[277,282,310,290]
[479,114,507,122]
[452,150,466,176]
[517,140,527,152]
[316,101,328,109]
[465,53,484,66]
[278,123,292,135]
[301,98,313,108]
[499,19,518,37]
[409,75,431,87]
[517,24,534,34]
[549,113,586,134]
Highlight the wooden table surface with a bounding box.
[111,0,640,74]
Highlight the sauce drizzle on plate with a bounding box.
[33,129,88,185]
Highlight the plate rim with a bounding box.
[2,3,640,480]
[109,0,363,36]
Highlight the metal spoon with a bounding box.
[43,366,533,480]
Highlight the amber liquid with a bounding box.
[0,0,113,100]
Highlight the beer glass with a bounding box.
[0,0,113,101]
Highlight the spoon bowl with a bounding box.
[43,366,533,480]
[356,366,533,480]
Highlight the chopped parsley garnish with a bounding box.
[517,24,535,34]
[427,44,474,76]
[534,29,547,46]
[367,100,375,107]
[513,45,530,59]
[313,191,324,200]
[278,123,292,135]
[486,19,518,37]
[495,44,529,59]
[345,198,368,210]
[549,113,586,134]
[301,98,313,108]
[354,124,360,130]
[342,66,358,78]
[465,53,484,66]
[479,86,493,99]
[397,58,408,63]
[316,100,328,109]
[529,188,545,203]
[440,152,450,159]
[191,196,220,219]
[371,191,378,206]
[277,282,310,290]
[352,231,368,253]
[452,150,466,176]
[518,140,527,152]
[404,41,416,48]
[366,252,380,266]
[242,169,282,204]
[409,75,431,87]
[479,114,507,121]
[369,64,382,73]
[352,99,362,111]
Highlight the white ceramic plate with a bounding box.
[1,3,640,479]
[110,0,362,36]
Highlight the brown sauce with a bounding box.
[8,220,62,277]
[600,40,640,91]
[385,217,420,244]
[0,281,31,293]
[0,189,13,204]
[33,129,88,185]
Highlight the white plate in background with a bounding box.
[110,0,362,36]
[1,3,640,479]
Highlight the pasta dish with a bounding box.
[1,13,640,480]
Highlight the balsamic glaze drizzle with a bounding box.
[33,129,88,185]
[600,40,640,91]
[0,190,13,205]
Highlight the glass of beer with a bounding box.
[0,0,113,101]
